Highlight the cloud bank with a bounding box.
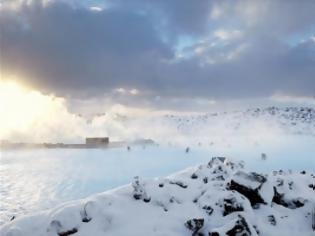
[0,0,314,110]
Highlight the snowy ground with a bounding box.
[1,157,314,236]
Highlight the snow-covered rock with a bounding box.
[1,157,314,236]
[163,107,315,137]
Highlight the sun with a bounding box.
[0,80,63,140]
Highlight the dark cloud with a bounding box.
[0,0,314,105]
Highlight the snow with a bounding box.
[1,157,314,236]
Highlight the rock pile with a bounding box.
[1,157,314,236]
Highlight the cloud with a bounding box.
[0,0,314,110]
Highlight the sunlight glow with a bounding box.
[0,80,64,139]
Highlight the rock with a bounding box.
[267,215,276,226]
[202,205,214,216]
[132,176,151,202]
[308,184,315,190]
[208,215,254,236]
[58,228,78,236]
[288,181,294,190]
[222,197,244,216]
[185,218,204,236]
[227,171,267,207]
[276,178,284,187]
[169,180,188,188]
[215,175,225,181]
[80,202,92,223]
[253,225,260,235]
[227,180,266,207]
[208,232,220,236]
[272,187,305,209]
[225,215,252,236]
[191,173,198,179]
[207,157,226,168]
[48,221,78,236]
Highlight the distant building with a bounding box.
[86,137,109,145]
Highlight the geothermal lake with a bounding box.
[0,135,314,225]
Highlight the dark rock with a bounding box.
[226,215,252,236]
[133,193,142,200]
[132,176,150,202]
[191,173,198,179]
[80,203,92,223]
[272,187,305,209]
[202,205,214,216]
[308,184,315,190]
[207,157,226,168]
[209,232,220,236]
[10,216,15,221]
[58,228,78,236]
[203,177,208,184]
[169,180,188,188]
[288,181,294,190]
[169,196,181,204]
[223,197,244,216]
[193,190,206,203]
[268,215,277,226]
[300,170,306,175]
[49,221,78,236]
[228,180,266,207]
[216,175,225,181]
[253,225,260,235]
[246,172,267,184]
[158,183,164,188]
[212,166,223,174]
[143,197,151,203]
[185,218,204,236]
[81,217,91,223]
[276,178,284,187]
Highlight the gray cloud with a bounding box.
[0,0,314,106]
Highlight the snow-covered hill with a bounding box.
[163,107,315,137]
[1,157,314,236]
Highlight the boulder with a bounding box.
[185,218,204,236]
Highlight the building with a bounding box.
[86,137,109,146]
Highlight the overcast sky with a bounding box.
[1,0,314,112]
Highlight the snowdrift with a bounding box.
[1,157,314,236]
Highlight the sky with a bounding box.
[0,0,314,112]
[0,0,315,142]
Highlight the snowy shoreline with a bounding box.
[1,157,314,236]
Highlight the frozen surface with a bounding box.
[0,135,314,225]
[1,157,314,236]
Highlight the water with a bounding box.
[0,135,314,225]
